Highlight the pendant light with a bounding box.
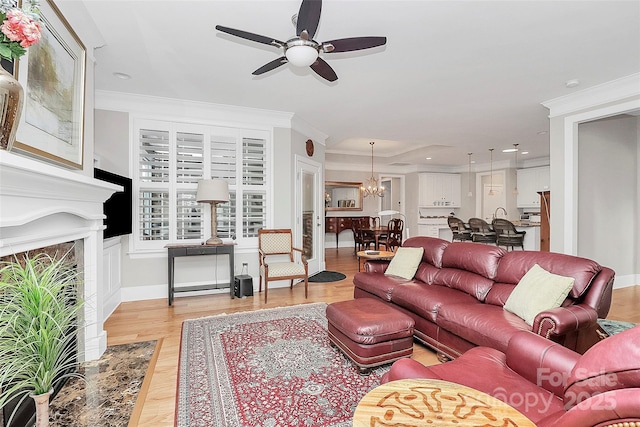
[488,148,495,196]
[512,143,519,195]
[467,152,473,197]
[361,141,385,197]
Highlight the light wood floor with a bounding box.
[105,248,640,427]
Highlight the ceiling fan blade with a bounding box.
[310,57,337,82]
[322,36,387,53]
[252,57,288,75]
[215,25,283,47]
[296,0,322,39]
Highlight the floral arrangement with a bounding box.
[0,0,41,62]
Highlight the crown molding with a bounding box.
[291,115,328,144]
[542,73,640,118]
[95,90,294,128]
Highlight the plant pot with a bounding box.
[30,388,53,427]
[0,65,24,151]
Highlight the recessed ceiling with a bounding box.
[79,0,640,167]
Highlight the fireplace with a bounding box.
[0,151,119,425]
[0,152,119,362]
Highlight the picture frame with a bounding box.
[12,0,86,169]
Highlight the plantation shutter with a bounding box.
[139,190,169,240]
[138,127,171,242]
[132,119,270,251]
[139,129,170,183]
[241,137,266,238]
[176,132,204,184]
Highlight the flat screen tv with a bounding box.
[94,168,133,239]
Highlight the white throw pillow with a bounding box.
[384,247,424,280]
[504,264,575,326]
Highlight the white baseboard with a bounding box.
[613,273,640,289]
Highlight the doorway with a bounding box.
[296,156,323,274]
[475,170,506,221]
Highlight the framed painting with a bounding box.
[12,0,86,169]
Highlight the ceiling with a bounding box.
[79,0,640,168]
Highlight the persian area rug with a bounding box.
[49,339,161,427]
[176,302,388,427]
[308,270,347,283]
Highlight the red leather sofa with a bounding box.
[381,326,640,426]
[353,236,615,359]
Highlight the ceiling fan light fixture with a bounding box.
[285,44,318,67]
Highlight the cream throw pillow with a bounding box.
[384,247,424,280]
[504,264,575,326]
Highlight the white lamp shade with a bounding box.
[196,179,229,203]
[285,45,318,67]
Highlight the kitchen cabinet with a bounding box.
[516,166,550,208]
[419,173,461,207]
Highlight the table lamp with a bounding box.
[196,179,229,245]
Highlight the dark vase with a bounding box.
[0,64,24,151]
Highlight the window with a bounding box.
[133,119,269,251]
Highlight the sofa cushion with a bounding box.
[437,303,530,352]
[441,242,506,280]
[495,251,601,299]
[413,262,440,285]
[391,282,481,323]
[564,325,640,410]
[384,247,424,280]
[402,236,449,268]
[485,282,516,306]
[504,264,575,326]
[353,272,408,302]
[432,268,495,301]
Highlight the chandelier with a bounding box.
[361,141,385,197]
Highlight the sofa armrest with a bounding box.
[533,304,598,339]
[364,259,390,273]
[506,331,580,397]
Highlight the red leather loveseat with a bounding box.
[381,326,640,426]
[353,236,615,359]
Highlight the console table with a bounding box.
[325,216,370,247]
[166,243,235,305]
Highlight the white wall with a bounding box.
[578,115,638,278]
[94,110,129,176]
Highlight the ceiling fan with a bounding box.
[215,0,387,82]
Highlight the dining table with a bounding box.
[362,226,389,250]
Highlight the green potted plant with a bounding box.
[0,252,83,427]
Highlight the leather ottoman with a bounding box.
[326,298,415,374]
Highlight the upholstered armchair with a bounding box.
[258,229,308,303]
[382,326,640,426]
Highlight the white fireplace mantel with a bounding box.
[0,150,120,360]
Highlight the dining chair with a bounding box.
[352,221,375,253]
[379,219,403,252]
[468,218,497,244]
[447,217,472,242]
[491,218,526,250]
[258,228,308,303]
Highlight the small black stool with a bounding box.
[233,275,254,298]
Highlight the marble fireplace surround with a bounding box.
[0,151,119,361]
